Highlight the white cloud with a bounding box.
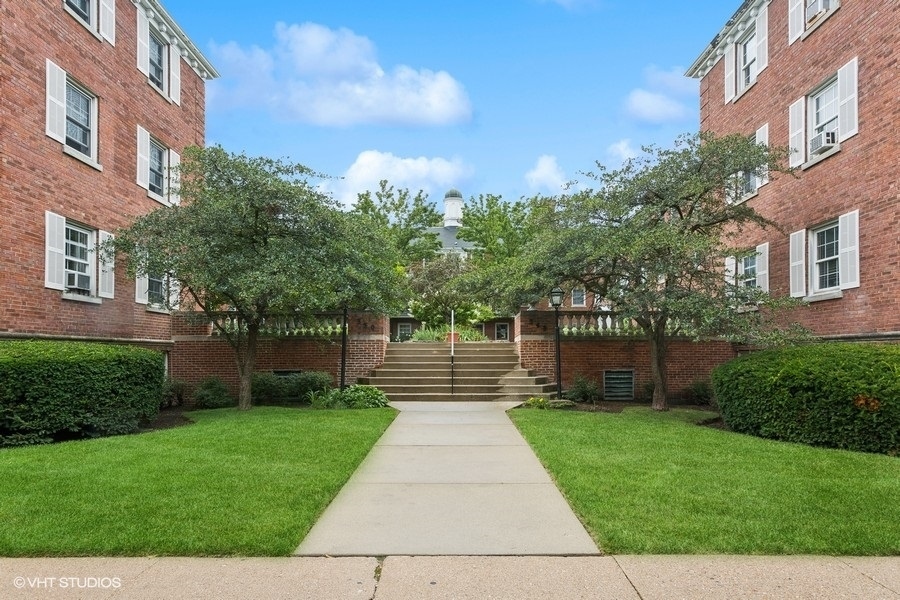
[525,155,567,193]
[324,150,474,207]
[209,22,472,127]
[625,89,689,123]
[606,138,638,164]
[623,64,697,124]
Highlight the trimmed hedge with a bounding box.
[0,341,164,447]
[712,343,900,455]
[251,371,333,405]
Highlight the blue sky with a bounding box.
[163,0,736,208]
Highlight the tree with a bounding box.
[108,146,405,410]
[519,132,802,410]
[352,180,442,265]
[407,252,476,326]
[456,194,546,314]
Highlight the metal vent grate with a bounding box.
[603,370,634,401]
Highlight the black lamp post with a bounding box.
[340,302,348,391]
[549,286,564,399]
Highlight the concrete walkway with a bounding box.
[2,556,898,599]
[295,401,599,556]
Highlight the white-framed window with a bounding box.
[571,287,586,307]
[46,59,102,170]
[789,0,839,44]
[397,322,412,341]
[63,0,115,44]
[728,125,769,203]
[789,58,857,168]
[45,211,114,300]
[790,210,859,298]
[137,9,181,104]
[726,243,769,292]
[724,3,768,103]
[136,272,179,310]
[137,125,180,204]
[495,323,510,341]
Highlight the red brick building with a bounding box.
[687,0,899,340]
[0,0,217,353]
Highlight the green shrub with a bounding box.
[683,379,715,406]
[309,385,389,409]
[0,341,164,447]
[523,396,550,409]
[410,325,488,342]
[192,376,236,409]
[711,343,900,454]
[161,378,189,408]
[252,371,333,405]
[565,375,602,404]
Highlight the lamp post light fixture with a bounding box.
[549,286,564,399]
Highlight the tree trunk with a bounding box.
[648,322,669,411]
[235,323,259,411]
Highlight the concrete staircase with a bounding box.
[359,342,556,402]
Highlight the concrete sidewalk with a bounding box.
[2,555,897,599]
[295,401,599,556]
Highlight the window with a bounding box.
[495,323,510,341]
[46,60,101,169]
[397,322,412,341]
[789,0,839,44]
[729,125,769,203]
[136,272,178,310]
[45,211,114,299]
[571,287,586,307]
[790,210,859,298]
[64,0,115,44]
[726,243,769,292]
[137,9,181,104]
[137,125,180,204]
[789,58,857,167]
[724,4,767,103]
[148,30,167,90]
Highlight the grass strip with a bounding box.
[0,407,395,556]
[510,407,900,555]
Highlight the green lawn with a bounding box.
[0,407,395,556]
[510,407,900,555]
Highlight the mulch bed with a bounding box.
[140,408,194,432]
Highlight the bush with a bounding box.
[410,325,488,342]
[523,396,550,409]
[565,375,602,404]
[711,343,900,454]
[683,379,715,406]
[192,376,236,409]
[251,371,333,405]
[0,341,164,447]
[309,385,389,409]
[161,378,189,408]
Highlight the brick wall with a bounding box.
[517,310,736,400]
[0,0,209,343]
[696,0,899,337]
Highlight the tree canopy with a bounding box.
[514,132,803,409]
[109,146,405,409]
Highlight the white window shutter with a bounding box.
[788,0,803,44]
[169,43,181,105]
[167,276,181,310]
[838,209,860,290]
[98,230,115,298]
[838,57,859,141]
[137,9,150,76]
[99,0,115,45]
[756,4,768,74]
[135,274,149,304]
[756,242,769,292]
[137,125,150,190]
[789,230,806,297]
[45,211,66,290]
[45,59,66,143]
[724,43,736,103]
[756,123,769,186]
[168,149,181,205]
[724,257,736,286]
[789,98,805,167]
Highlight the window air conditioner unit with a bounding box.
[810,131,837,155]
[806,0,831,23]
